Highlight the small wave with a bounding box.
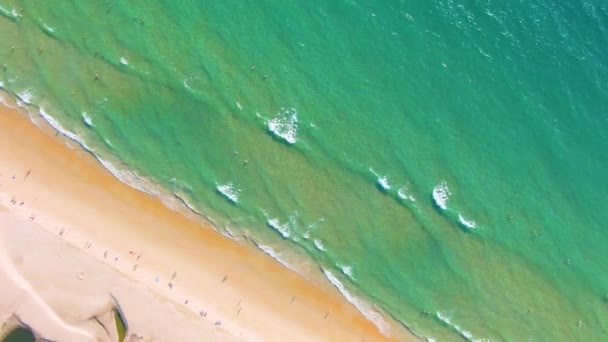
[16,89,34,104]
[216,182,241,203]
[42,23,55,33]
[267,107,298,144]
[313,239,326,251]
[323,269,391,336]
[265,212,299,239]
[267,218,292,239]
[82,112,93,127]
[340,264,354,279]
[369,168,391,191]
[397,187,416,201]
[236,101,243,110]
[120,57,128,65]
[436,311,489,342]
[432,181,451,210]
[378,176,391,190]
[0,5,20,20]
[458,213,477,229]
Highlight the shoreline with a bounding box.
[0,98,419,341]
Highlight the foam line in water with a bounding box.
[120,57,128,65]
[16,89,34,104]
[340,264,354,280]
[458,213,477,229]
[267,107,298,144]
[265,212,299,239]
[369,167,391,191]
[82,112,93,127]
[39,108,90,150]
[267,218,292,239]
[0,5,20,20]
[322,269,391,336]
[216,182,241,203]
[41,22,55,33]
[398,187,416,201]
[436,311,489,342]
[313,239,326,251]
[432,181,451,210]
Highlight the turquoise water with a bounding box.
[1,0,607,340]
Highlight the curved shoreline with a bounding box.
[0,101,419,341]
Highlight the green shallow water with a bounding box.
[1,0,607,340]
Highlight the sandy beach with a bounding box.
[0,101,417,341]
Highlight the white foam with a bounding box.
[216,182,241,203]
[340,264,354,279]
[432,181,451,210]
[378,176,391,190]
[236,101,242,110]
[42,23,55,33]
[458,213,477,229]
[120,57,128,65]
[81,112,93,127]
[323,270,391,336]
[267,218,291,239]
[267,107,298,144]
[16,89,34,104]
[39,108,89,149]
[369,168,391,191]
[313,239,326,251]
[0,5,20,19]
[398,187,416,202]
[436,311,489,342]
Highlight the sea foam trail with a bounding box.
[267,107,298,144]
[323,269,391,336]
[432,181,451,210]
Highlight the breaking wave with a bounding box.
[458,213,477,229]
[267,107,298,144]
[432,181,451,210]
[216,182,241,203]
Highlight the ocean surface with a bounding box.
[1,0,607,340]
